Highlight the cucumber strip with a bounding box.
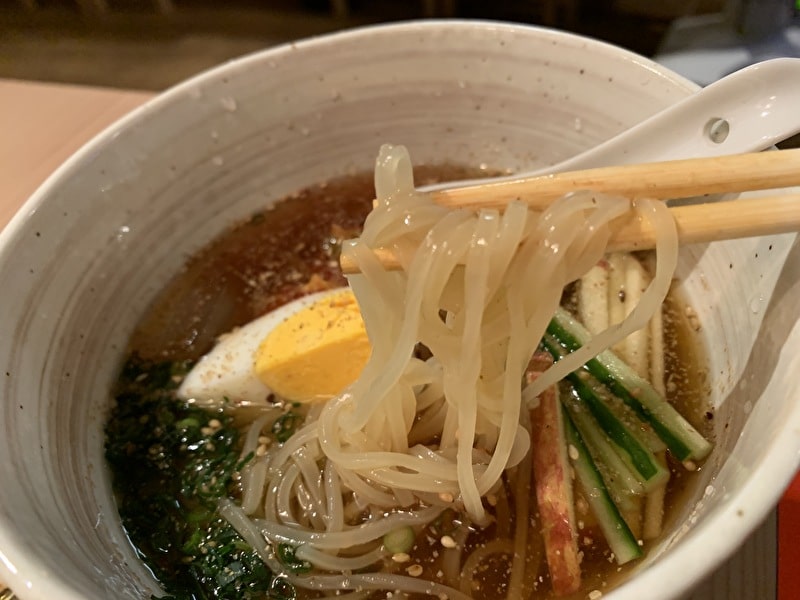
[621,253,650,378]
[549,308,713,461]
[643,451,668,540]
[562,405,643,565]
[567,400,645,539]
[607,252,628,357]
[560,388,645,499]
[644,280,668,539]
[542,336,669,490]
[578,261,609,335]
[583,376,667,454]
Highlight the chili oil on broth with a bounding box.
[106,166,713,600]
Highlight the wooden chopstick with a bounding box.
[613,192,800,251]
[340,193,800,274]
[433,148,800,211]
[339,149,800,274]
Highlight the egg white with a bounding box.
[177,287,347,404]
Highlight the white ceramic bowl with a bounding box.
[0,20,798,600]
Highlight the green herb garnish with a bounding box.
[105,355,291,599]
[276,544,312,574]
[271,411,300,443]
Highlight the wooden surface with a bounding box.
[0,77,790,600]
[0,79,152,229]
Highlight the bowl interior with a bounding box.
[0,20,797,600]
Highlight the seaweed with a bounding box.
[105,355,292,600]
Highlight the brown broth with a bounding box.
[389,286,712,600]
[122,168,712,600]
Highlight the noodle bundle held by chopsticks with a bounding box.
[317,143,678,523]
[220,144,684,599]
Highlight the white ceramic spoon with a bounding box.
[422,57,800,191]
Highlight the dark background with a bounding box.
[0,0,726,90]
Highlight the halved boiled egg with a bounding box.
[178,287,370,404]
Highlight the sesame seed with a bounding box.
[589,590,603,599]
[440,535,457,549]
[406,564,423,577]
[438,492,454,503]
[392,553,411,563]
[568,444,579,460]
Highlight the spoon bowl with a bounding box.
[423,57,800,191]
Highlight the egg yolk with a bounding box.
[254,289,370,402]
